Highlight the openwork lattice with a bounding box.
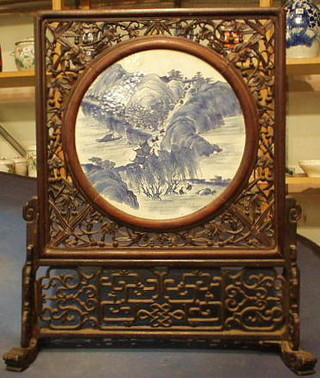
[38,267,285,331]
[43,13,278,251]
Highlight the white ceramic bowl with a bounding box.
[0,157,15,173]
[298,160,320,177]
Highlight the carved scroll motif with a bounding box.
[38,267,285,331]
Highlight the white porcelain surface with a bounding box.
[286,43,320,58]
[299,160,320,177]
[26,145,37,177]
[0,157,15,173]
[285,0,320,58]
[14,37,35,71]
[12,156,28,176]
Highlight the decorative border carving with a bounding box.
[62,36,259,230]
[37,11,282,253]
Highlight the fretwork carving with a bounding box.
[38,267,285,332]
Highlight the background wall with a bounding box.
[0,14,35,156]
[287,78,320,244]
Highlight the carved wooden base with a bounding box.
[2,337,317,374]
[280,341,317,376]
[3,338,39,372]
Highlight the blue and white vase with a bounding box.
[285,0,320,58]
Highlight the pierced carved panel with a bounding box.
[40,11,280,251]
[37,267,285,332]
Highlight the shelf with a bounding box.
[1,58,320,90]
[0,1,52,13]
[298,227,320,247]
[286,174,320,193]
[0,71,35,88]
[0,87,35,102]
[287,57,320,76]
[1,57,320,90]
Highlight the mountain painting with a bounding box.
[75,49,246,220]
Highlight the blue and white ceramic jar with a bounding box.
[285,0,320,58]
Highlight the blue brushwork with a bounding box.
[83,158,139,209]
[161,81,240,156]
[79,63,244,209]
[285,0,320,48]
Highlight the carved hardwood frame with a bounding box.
[3,8,317,375]
[63,36,259,231]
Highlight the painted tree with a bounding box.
[167,69,184,81]
[124,147,198,200]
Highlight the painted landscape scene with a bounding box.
[75,50,245,220]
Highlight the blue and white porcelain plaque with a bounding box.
[75,49,246,221]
